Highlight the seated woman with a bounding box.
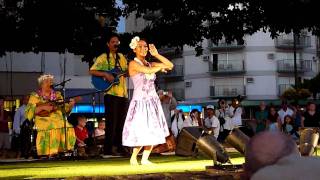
[25,74,76,158]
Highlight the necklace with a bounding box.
[134,57,155,80]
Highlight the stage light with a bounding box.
[197,134,230,164]
[225,128,250,155]
[299,128,319,156]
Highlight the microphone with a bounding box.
[114,41,120,48]
[52,79,72,88]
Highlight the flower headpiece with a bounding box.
[38,74,54,85]
[129,36,140,49]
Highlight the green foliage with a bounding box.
[282,88,311,100]
[1,0,319,64]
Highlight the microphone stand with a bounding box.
[54,77,71,157]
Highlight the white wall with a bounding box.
[246,75,277,98]
[245,51,275,71]
[185,78,211,100]
[184,55,209,75]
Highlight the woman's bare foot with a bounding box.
[130,158,139,166]
[141,160,154,165]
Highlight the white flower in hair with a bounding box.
[38,74,54,84]
[129,36,140,49]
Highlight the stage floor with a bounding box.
[0,152,244,179]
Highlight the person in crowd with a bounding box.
[291,102,303,129]
[282,115,299,140]
[244,131,320,180]
[216,99,231,142]
[122,36,173,165]
[301,101,320,128]
[94,120,105,137]
[171,109,185,138]
[0,96,10,158]
[93,120,106,149]
[182,109,202,128]
[278,100,294,125]
[254,101,268,133]
[25,74,76,158]
[203,105,220,139]
[12,95,29,159]
[267,106,281,132]
[159,89,177,129]
[74,116,89,157]
[228,97,243,128]
[89,33,129,156]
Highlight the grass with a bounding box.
[0,153,245,179]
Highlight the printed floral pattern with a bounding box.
[122,70,169,147]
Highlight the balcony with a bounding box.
[208,60,245,75]
[275,35,311,49]
[208,40,245,50]
[158,65,184,81]
[278,84,294,96]
[210,85,246,98]
[277,59,312,73]
[172,88,185,101]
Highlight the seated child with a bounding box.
[282,115,299,140]
[93,120,105,146]
[74,116,89,157]
[94,120,105,137]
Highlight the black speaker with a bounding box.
[197,134,230,163]
[299,128,319,156]
[175,127,203,156]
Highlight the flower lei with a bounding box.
[37,89,57,101]
[129,36,140,49]
[134,57,155,80]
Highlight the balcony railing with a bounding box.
[277,59,312,73]
[278,84,294,96]
[208,40,245,50]
[210,85,246,97]
[208,60,245,74]
[275,35,311,49]
[171,88,185,101]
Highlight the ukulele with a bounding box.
[36,96,81,117]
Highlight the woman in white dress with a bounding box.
[122,36,173,165]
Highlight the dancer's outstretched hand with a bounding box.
[149,44,159,56]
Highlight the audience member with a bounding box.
[244,131,320,180]
[216,99,231,142]
[74,116,89,157]
[267,106,281,132]
[12,95,29,159]
[204,105,220,138]
[182,109,201,127]
[171,109,185,138]
[301,101,320,128]
[282,115,299,140]
[0,96,10,158]
[94,120,105,137]
[278,100,294,125]
[254,101,268,133]
[159,89,177,129]
[291,102,303,129]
